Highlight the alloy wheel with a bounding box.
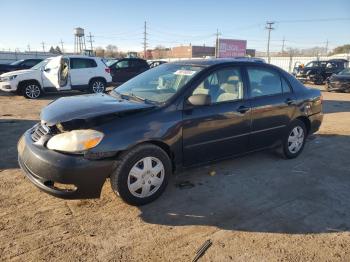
[92,81,105,93]
[25,84,41,99]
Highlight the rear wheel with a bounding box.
[22,82,42,99]
[89,79,106,93]
[313,74,324,85]
[281,119,307,159]
[110,144,171,206]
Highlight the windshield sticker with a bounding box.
[174,70,196,76]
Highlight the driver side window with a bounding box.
[192,67,243,104]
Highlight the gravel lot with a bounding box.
[1,86,350,261]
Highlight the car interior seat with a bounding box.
[217,75,242,102]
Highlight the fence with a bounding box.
[0,51,55,64]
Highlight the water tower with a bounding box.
[74,27,86,54]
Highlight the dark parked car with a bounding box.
[0,59,43,74]
[293,59,348,85]
[326,67,350,92]
[107,58,149,84]
[18,59,323,205]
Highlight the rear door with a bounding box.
[70,58,97,86]
[246,66,296,150]
[182,66,251,166]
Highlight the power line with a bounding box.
[265,21,275,63]
[41,41,45,52]
[87,32,94,51]
[143,21,148,58]
[276,17,350,23]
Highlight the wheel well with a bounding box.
[296,116,311,135]
[17,80,42,94]
[89,77,106,86]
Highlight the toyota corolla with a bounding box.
[18,59,323,205]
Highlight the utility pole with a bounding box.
[281,37,285,54]
[59,39,64,53]
[87,32,94,51]
[265,21,275,63]
[325,39,329,56]
[143,21,148,59]
[215,28,221,58]
[41,41,45,52]
[27,44,31,52]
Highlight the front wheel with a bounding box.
[23,82,42,99]
[89,79,106,93]
[110,144,171,206]
[282,120,307,159]
[313,75,324,85]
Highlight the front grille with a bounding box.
[31,123,51,142]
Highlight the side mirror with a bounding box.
[44,68,51,73]
[186,94,211,107]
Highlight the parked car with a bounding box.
[107,58,149,84]
[293,59,348,85]
[0,55,112,99]
[148,60,167,68]
[0,58,43,74]
[326,67,350,92]
[18,59,323,205]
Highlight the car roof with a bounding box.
[170,58,265,67]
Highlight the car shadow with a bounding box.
[138,133,350,234]
[0,119,37,170]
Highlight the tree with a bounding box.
[55,46,62,54]
[49,46,55,54]
[331,44,350,55]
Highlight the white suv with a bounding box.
[0,55,112,99]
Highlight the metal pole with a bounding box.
[215,28,220,58]
[143,21,147,59]
[265,21,274,63]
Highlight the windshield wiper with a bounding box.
[112,90,155,105]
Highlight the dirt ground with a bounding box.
[1,86,350,262]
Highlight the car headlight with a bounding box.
[47,129,104,153]
[2,75,17,81]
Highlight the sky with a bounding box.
[0,0,349,53]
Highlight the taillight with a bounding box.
[105,68,111,74]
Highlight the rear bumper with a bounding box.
[308,112,323,134]
[17,130,115,199]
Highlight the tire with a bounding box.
[22,82,42,99]
[313,74,324,85]
[110,143,172,206]
[281,119,307,159]
[89,78,106,93]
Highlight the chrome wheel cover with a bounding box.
[25,84,41,98]
[288,126,304,154]
[127,157,165,198]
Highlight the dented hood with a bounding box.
[41,93,155,126]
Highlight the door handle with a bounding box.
[236,105,250,114]
[285,98,295,105]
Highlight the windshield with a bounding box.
[10,60,24,65]
[338,68,350,75]
[113,63,204,103]
[31,59,49,70]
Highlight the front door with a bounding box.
[182,66,251,166]
[41,56,61,90]
[111,60,133,83]
[246,66,296,150]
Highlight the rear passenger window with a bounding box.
[247,67,282,97]
[70,58,97,69]
[281,77,292,93]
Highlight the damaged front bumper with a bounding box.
[17,129,115,199]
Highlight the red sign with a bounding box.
[218,39,247,58]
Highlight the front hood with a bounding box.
[41,93,155,126]
[0,69,37,77]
